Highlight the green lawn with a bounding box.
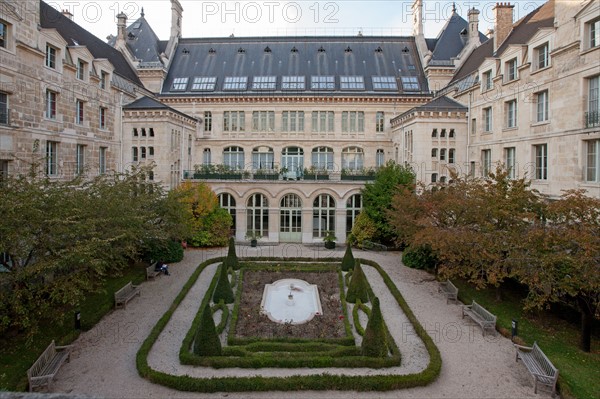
[0,263,145,391]
[454,280,600,399]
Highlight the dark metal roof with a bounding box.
[450,39,493,83]
[395,95,466,120]
[40,1,142,86]
[161,36,429,96]
[430,12,487,62]
[123,96,197,121]
[108,15,163,66]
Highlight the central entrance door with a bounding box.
[280,194,302,243]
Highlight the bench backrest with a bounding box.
[532,342,558,377]
[472,301,496,322]
[446,280,458,294]
[28,341,56,377]
[116,282,134,296]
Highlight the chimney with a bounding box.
[486,29,494,39]
[170,0,183,40]
[493,3,514,52]
[468,8,481,45]
[412,0,424,37]
[62,9,74,20]
[116,12,127,47]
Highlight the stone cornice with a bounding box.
[123,109,198,127]
[159,95,431,105]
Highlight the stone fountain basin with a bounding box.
[260,278,323,325]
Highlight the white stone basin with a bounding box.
[260,278,323,325]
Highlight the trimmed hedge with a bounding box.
[212,263,235,304]
[361,297,388,357]
[341,245,355,272]
[193,304,222,356]
[211,300,229,334]
[346,261,370,304]
[352,299,371,336]
[223,237,239,270]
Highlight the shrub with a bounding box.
[346,260,370,304]
[341,245,355,272]
[402,244,438,271]
[351,212,378,249]
[193,304,222,356]
[145,239,184,263]
[223,237,239,270]
[213,264,235,304]
[361,297,388,357]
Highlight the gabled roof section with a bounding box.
[394,95,466,121]
[429,11,487,63]
[108,11,163,67]
[123,96,197,121]
[39,1,142,86]
[450,38,493,83]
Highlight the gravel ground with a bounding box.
[50,245,553,399]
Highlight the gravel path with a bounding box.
[52,245,553,398]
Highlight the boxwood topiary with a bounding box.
[341,245,355,272]
[193,304,222,356]
[213,263,235,304]
[346,260,370,304]
[223,237,239,270]
[361,297,387,357]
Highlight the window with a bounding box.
[588,76,600,128]
[0,92,7,125]
[204,111,212,132]
[282,111,304,132]
[440,148,446,161]
[0,21,7,48]
[483,70,493,91]
[440,129,446,138]
[505,58,518,81]
[340,76,365,90]
[449,129,455,138]
[589,18,600,49]
[149,128,154,137]
[76,59,86,80]
[99,147,107,174]
[252,146,275,170]
[223,76,247,90]
[223,146,244,170]
[346,194,362,234]
[506,100,517,128]
[376,149,385,168]
[401,76,420,91]
[223,111,245,132]
[100,71,108,89]
[535,43,549,70]
[132,147,138,162]
[449,148,455,164]
[141,128,146,137]
[281,147,304,176]
[313,194,335,238]
[219,193,237,233]
[311,111,334,133]
[133,128,138,137]
[311,76,335,90]
[140,146,147,159]
[0,160,8,180]
[372,76,398,91]
[432,129,437,138]
[376,112,385,132]
[46,141,58,176]
[45,90,57,119]
[149,146,154,157]
[191,76,217,91]
[252,111,275,132]
[76,100,84,124]
[247,193,269,237]
[45,44,56,68]
[76,144,85,175]
[311,147,334,170]
[342,147,364,170]
[99,107,107,129]
[431,148,438,158]
[431,173,437,183]
[171,77,188,91]
[586,139,600,182]
[203,148,211,165]
[471,118,477,135]
[341,111,364,133]
[536,90,549,122]
[282,76,305,90]
[252,76,276,90]
[505,147,516,179]
[534,144,548,180]
[482,149,491,177]
[484,107,492,132]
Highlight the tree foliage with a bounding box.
[193,304,222,356]
[350,212,378,249]
[361,297,388,357]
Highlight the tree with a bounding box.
[517,190,600,352]
[361,161,415,245]
[350,212,378,249]
[361,297,387,357]
[212,263,235,304]
[341,244,355,272]
[346,261,370,304]
[193,304,222,356]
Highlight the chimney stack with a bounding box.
[493,3,514,52]
[468,8,481,46]
[116,12,127,47]
[62,9,74,20]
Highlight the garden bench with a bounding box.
[146,261,160,280]
[438,279,458,304]
[114,281,140,309]
[515,342,559,394]
[27,340,72,392]
[462,300,496,336]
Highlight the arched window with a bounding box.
[247,193,268,237]
[311,147,334,170]
[223,146,244,170]
[252,146,274,170]
[313,194,335,238]
[282,146,304,177]
[342,147,364,171]
[346,194,362,234]
[219,193,236,233]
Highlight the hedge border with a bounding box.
[136,256,442,392]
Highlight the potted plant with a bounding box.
[245,230,261,247]
[323,231,337,249]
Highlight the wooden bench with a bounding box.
[27,340,72,392]
[114,281,140,309]
[438,279,458,304]
[515,342,559,394]
[146,261,160,280]
[462,300,496,336]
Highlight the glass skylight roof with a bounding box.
[252,76,277,90]
[282,76,305,90]
[223,76,248,91]
[372,76,398,91]
[340,76,365,90]
[401,76,420,91]
[311,76,335,90]
[171,77,189,91]
[191,76,217,91]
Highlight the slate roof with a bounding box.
[40,1,142,86]
[108,11,163,66]
[160,36,429,96]
[429,11,487,63]
[394,95,467,120]
[123,96,197,121]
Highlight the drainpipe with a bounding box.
[466,90,472,175]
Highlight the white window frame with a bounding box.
[252,111,275,132]
[311,111,334,133]
[282,111,304,132]
[45,44,57,69]
[484,107,492,132]
[76,99,85,124]
[46,141,58,176]
[586,139,600,182]
[505,147,516,179]
[99,106,107,129]
[223,111,245,132]
[536,90,549,122]
[534,144,548,180]
[505,58,518,82]
[505,100,517,128]
[482,149,491,177]
[341,111,364,133]
[376,111,385,132]
[311,76,335,90]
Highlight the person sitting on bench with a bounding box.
[155,261,170,276]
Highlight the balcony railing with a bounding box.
[586,111,599,128]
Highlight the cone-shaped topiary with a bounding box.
[346,260,370,304]
[223,237,239,270]
[212,263,235,304]
[193,304,222,356]
[361,296,388,357]
[341,244,355,272]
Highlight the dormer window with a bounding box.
[264,46,271,53]
[182,48,190,54]
[402,46,410,53]
[127,32,135,40]
[291,46,298,53]
[318,46,326,53]
[375,46,383,53]
[534,43,549,70]
[505,58,518,81]
[45,44,57,69]
[345,46,352,53]
[208,48,216,54]
[238,47,246,54]
[100,71,108,89]
[482,70,493,91]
